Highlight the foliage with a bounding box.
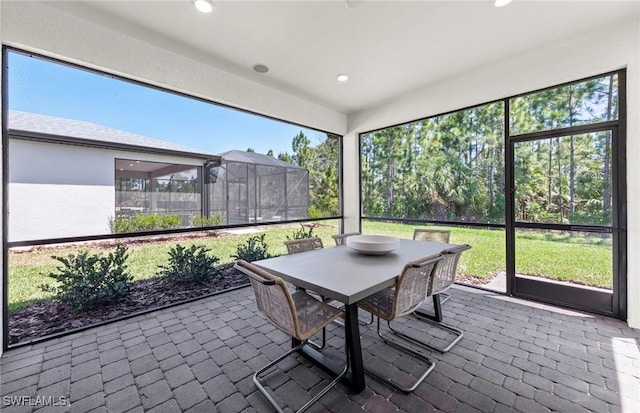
[109,213,182,233]
[191,214,224,227]
[277,131,340,217]
[361,73,618,227]
[40,245,132,311]
[157,244,220,284]
[10,220,613,313]
[286,224,315,240]
[231,233,270,262]
[363,220,612,287]
[307,205,328,219]
[10,222,338,313]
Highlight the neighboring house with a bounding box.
[7,111,310,242]
[7,110,220,242]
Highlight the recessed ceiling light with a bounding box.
[253,64,269,74]
[193,0,214,13]
[337,74,349,82]
[495,0,513,7]
[345,0,363,9]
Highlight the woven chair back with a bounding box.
[413,229,451,243]
[284,237,324,254]
[428,244,472,296]
[236,260,299,338]
[393,255,442,318]
[332,232,361,246]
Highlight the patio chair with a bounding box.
[413,228,451,243]
[235,260,348,413]
[284,237,324,254]
[414,244,472,353]
[283,236,328,348]
[332,232,361,246]
[413,228,452,304]
[357,254,443,393]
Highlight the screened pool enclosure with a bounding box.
[115,150,309,228]
[209,150,309,225]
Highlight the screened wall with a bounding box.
[116,159,202,226]
[209,150,309,224]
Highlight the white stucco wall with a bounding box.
[8,139,206,242]
[344,16,640,328]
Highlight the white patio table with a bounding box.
[252,238,458,393]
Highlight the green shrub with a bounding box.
[191,214,224,227]
[41,245,132,311]
[109,213,182,233]
[157,244,220,284]
[308,205,329,219]
[231,234,270,262]
[286,224,315,240]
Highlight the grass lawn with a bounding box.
[363,220,612,288]
[8,222,340,313]
[9,219,613,313]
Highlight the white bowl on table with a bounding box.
[346,235,400,255]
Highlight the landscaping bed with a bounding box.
[8,264,249,345]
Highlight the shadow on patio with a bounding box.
[1,285,639,413]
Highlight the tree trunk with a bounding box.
[548,141,553,207]
[603,74,614,213]
[569,136,575,216]
[557,137,563,222]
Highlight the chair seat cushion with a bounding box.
[292,291,344,341]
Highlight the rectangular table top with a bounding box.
[252,238,457,304]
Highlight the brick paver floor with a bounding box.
[1,285,639,412]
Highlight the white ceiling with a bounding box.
[48,0,639,115]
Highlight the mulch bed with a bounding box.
[8,264,249,346]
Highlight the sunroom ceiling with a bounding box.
[46,1,639,114]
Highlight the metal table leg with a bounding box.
[292,303,366,393]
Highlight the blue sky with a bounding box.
[7,51,325,156]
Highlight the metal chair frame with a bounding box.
[413,244,472,353]
[236,260,349,413]
[357,254,443,393]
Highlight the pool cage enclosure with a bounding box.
[208,150,309,225]
[115,159,203,226]
[116,150,310,226]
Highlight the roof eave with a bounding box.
[8,129,221,161]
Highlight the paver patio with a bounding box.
[1,284,639,412]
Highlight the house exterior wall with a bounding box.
[345,15,640,328]
[8,139,205,242]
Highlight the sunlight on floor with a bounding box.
[612,337,640,411]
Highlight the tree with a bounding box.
[277,152,294,163]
